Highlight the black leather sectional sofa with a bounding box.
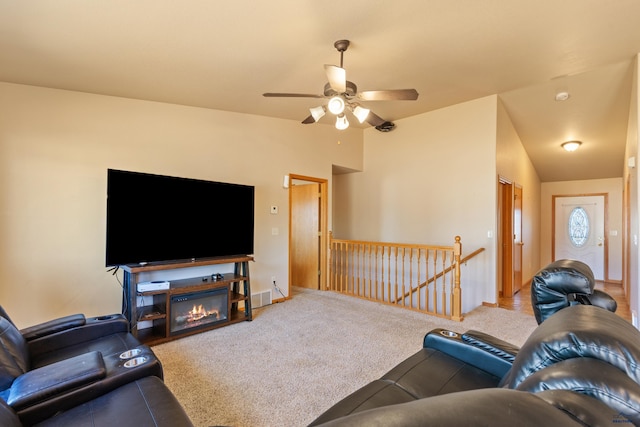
[0,307,193,426]
[310,260,635,426]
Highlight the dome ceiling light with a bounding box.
[561,140,582,152]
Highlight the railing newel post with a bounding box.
[451,236,463,321]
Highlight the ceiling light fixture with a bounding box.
[555,91,570,101]
[352,105,370,124]
[561,140,581,152]
[309,106,326,122]
[335,114,349,130]
[309,98,367,130]
[327,96,345,115]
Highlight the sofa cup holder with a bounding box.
[95,315,117,321]
[440,330,459,338]
[124,356,148,368]
[119,348,143,359]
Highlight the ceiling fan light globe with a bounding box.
[335,114,349,130]
[310,106,326,122]
[353,106,370,123]
[327,96,345,115]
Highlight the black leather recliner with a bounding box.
[530,259,617,323]
[0,305,144,367]
[0,376,194,427]
[310,300,638,425]
[0,307,163,425]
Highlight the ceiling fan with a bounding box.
[263,40,419,131]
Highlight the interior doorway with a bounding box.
[498,178,523,298]
[288,174,328,295]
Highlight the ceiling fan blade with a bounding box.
[324,65,346,93]
[365,111,386,127]
[357,89,419,101]
[301,115,316,124]
[263,93,324,98]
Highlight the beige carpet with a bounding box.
[152,287,538,427]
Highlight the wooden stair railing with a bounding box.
[329,235,481,321]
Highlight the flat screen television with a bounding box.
[106,169,254,266]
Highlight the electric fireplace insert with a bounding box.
[170,287,228,335]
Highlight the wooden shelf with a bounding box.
[230,291,248,303]
[137,327,166,344]
[138,305,166,321]
[122,256,253,274]
[123,256,253,345]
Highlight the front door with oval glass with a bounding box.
[553,195,605,280]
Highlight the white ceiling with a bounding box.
[1,0,639,182]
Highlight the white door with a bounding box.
[554,195,605,280]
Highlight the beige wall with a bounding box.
[333,96,499,312]
[0,82,364,327]
[540,178,624,281]
[3,78,623,326]
[496,99,541,282]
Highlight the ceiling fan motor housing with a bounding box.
[324,81,357,98]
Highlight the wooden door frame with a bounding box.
[288,174,328,298]
[624,175,631,296]
[498,176,514,297]
[551,192,609,281]
[513,184,523,295]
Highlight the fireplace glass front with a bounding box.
[170,287,228,335]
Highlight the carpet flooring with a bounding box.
[152,287,538,427]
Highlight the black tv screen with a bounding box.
[106,169,254,266]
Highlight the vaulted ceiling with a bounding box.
[2,0,639,181]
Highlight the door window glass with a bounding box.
[568,207,589,247]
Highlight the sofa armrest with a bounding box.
[424,328,518,378]
[310,388,618,427]
[20,314,86,341]
[516,358,640,425]
[27,314,129,356]
[461,330,519,363]
[7,351,106,410]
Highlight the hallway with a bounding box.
[499,281,632,322]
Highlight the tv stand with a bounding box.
[121,256,253,345]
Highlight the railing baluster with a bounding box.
[400,248,405,307]
[393,246,398,305]
[441,249,446,316]
[432,250,437,313]
[409,248,414,309]
[424,249,432,310]
[386,245,389,303]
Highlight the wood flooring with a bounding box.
[499,281,632,323]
